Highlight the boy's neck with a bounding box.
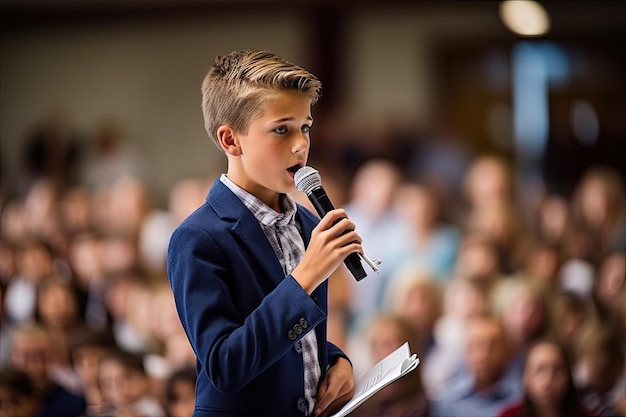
[224,173,283,212]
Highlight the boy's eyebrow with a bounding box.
[272,116,314,123]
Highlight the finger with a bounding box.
[318,209,345,227]
[315,380,340,416]
[329,217,357,235]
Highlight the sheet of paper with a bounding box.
[330,341,420,417]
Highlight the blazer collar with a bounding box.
[207,179,316,289]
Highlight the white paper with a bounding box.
[330,342,420,417]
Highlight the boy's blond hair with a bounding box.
[201,49,321,149]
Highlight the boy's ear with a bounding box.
[217,126,242,156]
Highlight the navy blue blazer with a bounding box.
[167,178,348,417]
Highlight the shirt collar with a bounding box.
[220,174,297,227]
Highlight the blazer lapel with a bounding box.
[207,179,285,288]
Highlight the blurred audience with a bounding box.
[1,108,625,416]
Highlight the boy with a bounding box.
[167,49,359,416]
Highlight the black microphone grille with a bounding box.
[294,166,322,194]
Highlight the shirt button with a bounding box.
[288,329,297,340]
[299,318,308,329]
[293,323,303,335]
[294,340,302,353]
[297,397,308,413]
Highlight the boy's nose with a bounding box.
[291,133,308,152]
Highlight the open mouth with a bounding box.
[287,163,303,174]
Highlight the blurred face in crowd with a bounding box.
[396,279,440,334]
[99,358,147,407]
[167,379,196,417]
[503,287,546,345]
[579,177,611,228]
[349,159,401,218]
[445,278,490,318]
[538,195,569,244]
[465,317,510,389]
[525,243,559,285]
[465,156,511,210]
[10,330,52,390]
[68,233,103,287]
[15,242,53,284]
[523,341,569,409]
[454,236,499,281]
[72,345,108,387]
[37,279,78,329]
[392,184,438,232]
[596,253,625,306]
[369,317,404,363]
[575,350,618,394]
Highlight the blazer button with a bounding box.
[297,397,308,413]
[294,340,302,353]
[293,323,303,335]
[299,318,308,329]
[288,329,297,340]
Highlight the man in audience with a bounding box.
[431,315,522,417]
[8,323,86,417]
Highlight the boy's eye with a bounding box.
[273,126,287,134]
[301,125,311,133]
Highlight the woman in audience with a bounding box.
[571,166,626,264]
[35,274,84,393]
[496,338,594,417]
[574,325,625,417]
[492,276,554,374]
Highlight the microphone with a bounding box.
[295,166,380,281]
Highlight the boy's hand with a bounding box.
[292,209,363,294]
[314,357,355,417]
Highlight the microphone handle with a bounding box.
[308,188,367,281]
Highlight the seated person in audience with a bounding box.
[497,338,596,417]
[431,315,522,417]
[575,325,626,417]
[0,367,41,417]
[97,348,165,417]
[421,276,491,400]
[350,314,428,417]
[164,367,197,417]
[69,327,116,416]
[8,323,85,417]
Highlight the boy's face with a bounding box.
[225,90,312,210]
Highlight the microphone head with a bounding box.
[294,166,322,194]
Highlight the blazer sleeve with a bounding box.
[167,221,327,394]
